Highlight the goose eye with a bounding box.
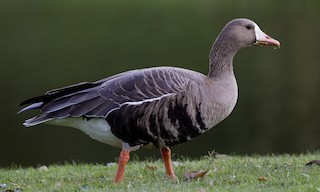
[245,24,253,30]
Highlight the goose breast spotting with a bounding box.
[19,18,280,183]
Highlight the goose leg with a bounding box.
[114,150,130,183]
[160,147,176,179]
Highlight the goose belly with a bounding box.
[48,118,122,148]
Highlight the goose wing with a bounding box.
[20,67,201,126]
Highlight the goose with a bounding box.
[18,18,280,183]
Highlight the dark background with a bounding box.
[1,0,319,167]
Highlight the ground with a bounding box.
[1,152,320,192]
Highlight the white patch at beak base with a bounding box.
[253,23,280,47]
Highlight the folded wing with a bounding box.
[19,67,196,127]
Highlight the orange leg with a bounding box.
[114,150,130,183]
[160,147,176,179]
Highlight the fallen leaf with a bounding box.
[79,184,90,191]
[172,161,183,166]
[107,162,116,167]
[302,173,310,178]
[228,175,236,180]
[305,160,320,166]
[184,170,207,180]
[207,150,229,158]
[5,189,21,192]
[145,165,157,171]
[258,177,267,182]
[38,165,48,171]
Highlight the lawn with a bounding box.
[1,152,319,192]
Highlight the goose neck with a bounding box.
[207,39,238,78]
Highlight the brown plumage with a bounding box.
[18,18,280,183]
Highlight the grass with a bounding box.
[1,152,320,192]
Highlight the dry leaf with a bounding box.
[172,161,183,166]
[38,165,48,171]
[258,177,267,182]
[207,150,229,159]
[305,160,320,166]
[107,162,117,167]
[5,189,21,192]
[145,165,157,171]
[184,170,207,180]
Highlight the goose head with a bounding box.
[218,18,280,49]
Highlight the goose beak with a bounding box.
[254,23,280,47]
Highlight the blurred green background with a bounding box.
[1,0,320,167]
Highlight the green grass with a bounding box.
[1,152,320,192]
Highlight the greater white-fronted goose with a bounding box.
[19,18,280,183]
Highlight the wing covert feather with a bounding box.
[21,67,205,121]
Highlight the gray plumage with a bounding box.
[19,18,280,150]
